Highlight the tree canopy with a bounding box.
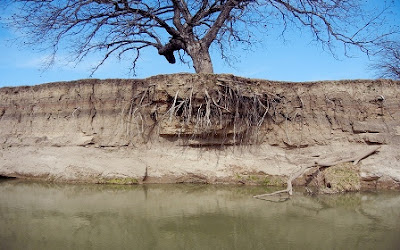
[373,41,400,79]
[4,0,399,75]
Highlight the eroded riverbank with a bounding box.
[1,74,400,191]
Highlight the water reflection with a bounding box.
[1,180,400,249]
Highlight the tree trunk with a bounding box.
[187,43,214,74]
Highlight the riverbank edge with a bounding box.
[1,74,400,192]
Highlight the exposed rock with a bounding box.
[360,172,382,181]
[362,133,386,144]
[352,121,387,133]
[377,176,400,190]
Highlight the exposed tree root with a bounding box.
[254,146,381,200]
[115,77,308,147]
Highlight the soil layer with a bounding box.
[1,74,399,191]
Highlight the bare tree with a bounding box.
[5,0,396,74]
[373,41,400,79]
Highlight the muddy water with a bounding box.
[1,180,400,250]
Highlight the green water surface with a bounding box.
[1,180,400,249]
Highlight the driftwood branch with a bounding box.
[254,146,381,200]
[316,146,382,167]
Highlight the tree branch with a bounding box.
[254,146,381,200]
[202,0,237,47]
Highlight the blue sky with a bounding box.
[0,1,398,87]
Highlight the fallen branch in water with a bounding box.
[254,146,381,200]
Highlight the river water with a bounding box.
[1,180,400,250]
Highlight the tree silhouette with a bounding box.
[374,41,400,79]
[6,0,397,74]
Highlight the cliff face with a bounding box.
[1,74,400,190]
